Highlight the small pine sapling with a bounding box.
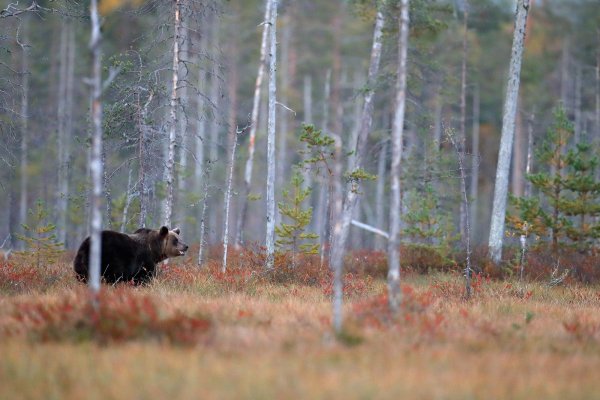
[15,200,64,268]
[275,169,319,267]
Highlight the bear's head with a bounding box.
[159,226,189,258]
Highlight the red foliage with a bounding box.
[7,288,212,345]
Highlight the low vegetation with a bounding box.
[1,247,600,399]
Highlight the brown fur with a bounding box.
[73,226,188,285]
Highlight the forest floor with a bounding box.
[1,251,600,399]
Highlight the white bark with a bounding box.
[138,90,153,228]
[89,0,103,297]
[351,220,389,240]
[164,0,182,229]
[196,27,207,236]
[222,131,238,272]
[388,0,410,313]
[375,141,388,250]
[488,0,530,264]
[265,0,278,270]
[19,16,29,249]
[329,6,386,332]
[470,84,480,242]
[525,112,534,198]
[120,164,134,232]
[512,110,524,197]
[302,74,313,192]
[237,0,272,246]
[57,21,68,245]
[459,5,468,240]
[276,13,291,200]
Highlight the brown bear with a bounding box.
[73,226,188,285]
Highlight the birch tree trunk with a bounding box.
[196,27,207,235]
[459,5,468,240]
[388,0,410,313]
[138,90,153,228]
[329,6,386,331]
[19,16,29,248]
[265,0,278,270]
[56,21,68,245]
[375,141,388,250]
[222,132,238,272]
[164,0,182,229]
[317,69,331,265]
[89,0,104,297]
[488,0,530,264]
[120,164,134,232]
[236,0,271,247]
[177,21,189,229]
[470,84,480,242]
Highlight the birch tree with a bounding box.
[388,0,410,313]
[458,2,468,239]
[265,0,278,270]
[18,16,29,249]
[488,0,530,264]
[88,0,104,297]
[237,0,272,247]
[164,0,183,229]
[329,5,386,331]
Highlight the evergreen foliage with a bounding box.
[508,107,600,252]
[15,200,64,268]
[275,169,319,266]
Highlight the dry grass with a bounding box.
[1,253,600,399]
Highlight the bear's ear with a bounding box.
[159,226,169,237]
[173,227,181,235]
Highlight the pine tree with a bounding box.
[509,107,600,253]
[15,200,64,268]
[275,169,319,267]
[562,142,600,248]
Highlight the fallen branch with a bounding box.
[351,220,389,240]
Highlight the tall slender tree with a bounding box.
[88,0,104,297]
[265,0,278,270]
[488,0,530,264]
[237,0,272,247]
[388,0,410,313]
[329,4,386,332]
[164,0,183,229]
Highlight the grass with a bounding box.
[1,251,600,399]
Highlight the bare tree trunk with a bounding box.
[388,0,410,313]
[164,0,182,228]
[56,20,68,245]
[208,18,220,164]
[433,90,443,149]
[120,164,134,232]
[375,141,387,250]
[512,109,524,197]
[302,74,313,192]
[488,0,530,264]
[88,0,104,297]
[525,112,534,198]
[236,0,271,247]
[138,90,154,228]
[265,0,278,270]
[196,27,207,236]
[178,21,190,229]
[19,16,29,249]
[459,3,468,240]
[222,132,238,272]
[329,6,385,280]
[102,149,112,228]
[470,84,480,242]
[197,167,210,266]
[317,69,331,266]
[63,21,75,245]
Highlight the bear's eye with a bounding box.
[173,239,178,245]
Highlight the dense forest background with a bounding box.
[0,0,598,257]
